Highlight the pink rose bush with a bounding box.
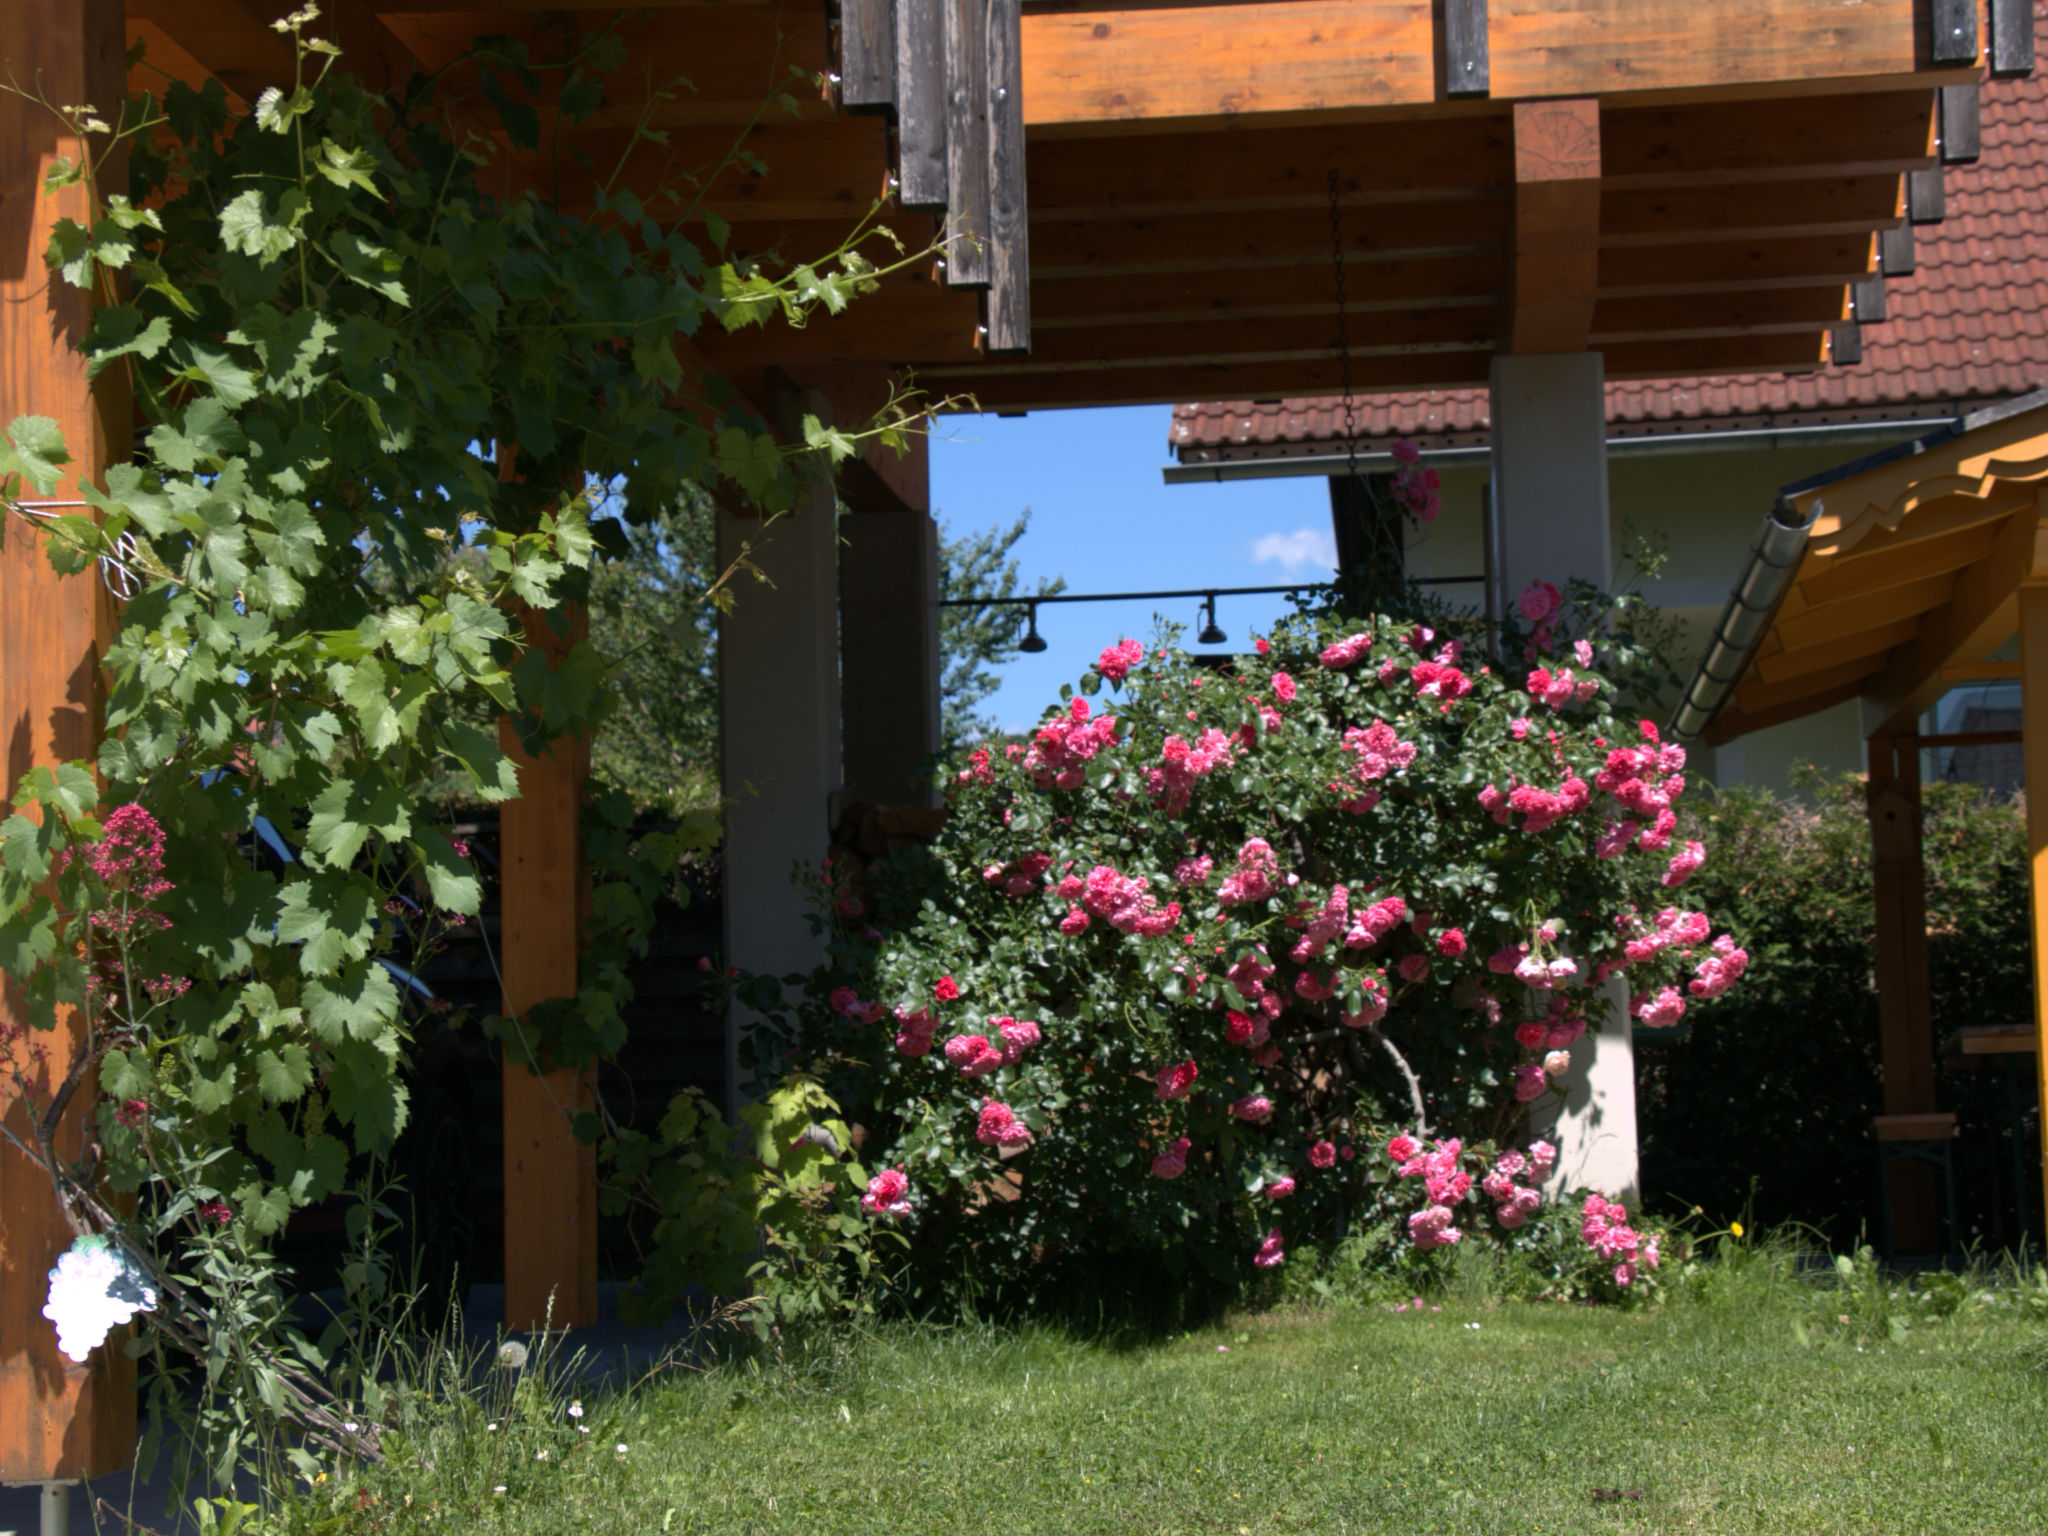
[777,592,1741,1293]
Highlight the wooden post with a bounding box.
[0,0,137,1483]
[1867,733,1940,1250]
[2017,586,2048,1241]
[498,604,598,1332]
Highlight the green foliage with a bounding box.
[0,11,928,1488]
[936,509,1065,749]
[749,586,1741,1311]
[1641,773,2032,1242]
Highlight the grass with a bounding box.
[293,1248,2048,1536]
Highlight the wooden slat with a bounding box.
[924,305,1497,375]
[942,0,992,286]
[1701,680,1862,745]
[1018,0,1437,129]
[1813,480,2045,562]
[1027,199,1505,279]
[1,0,136,1484]
[985,0,1030,351]
[1445,0,1491,97]
[1861,508,2041,736]
[1852,274,1887,323]
[1794,517,1999,606]
[1908,165,1946,223]
[1507,98,1600,354]
[1033,254,1504,329]
[1599,332,1829,377]
[1023,116,1511,219]
[1773,569,1959,652]
[1598,234,1874,297]
[1880,220,1915,275]
[1992,0,2037,76]
[1940,83,1983,163]
[1588,285,1848,345]
[1929,0,1980,64]
[2017,585,2048,1240]
[1598,92,1936,189]
[840,0,897,112]
[549,119,891,220]
[895,0,948,209]
[1601,176,1907,246]
[1731,653,1889,717]
[1831,321,1864,364]
[499,604,598,1333]
[699,285,984,364]
[1752,616,1921,685]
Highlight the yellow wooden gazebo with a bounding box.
[1675,387,2048,1249]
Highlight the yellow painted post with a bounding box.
[2017,583,2048,1241]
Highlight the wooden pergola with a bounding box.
[1,0,2035,1488]
[1676,387,2048,1251]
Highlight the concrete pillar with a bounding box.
[718,389,842,1109]
[1489,352,1638,1206]
[841,510,943,807]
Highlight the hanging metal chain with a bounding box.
[1327,167,1360,482]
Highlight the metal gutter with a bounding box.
[1669,498,1822,741]
[1161,417,1957,485]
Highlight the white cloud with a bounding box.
[1245,527,1337,577]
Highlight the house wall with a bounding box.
[1401,432,1929,798]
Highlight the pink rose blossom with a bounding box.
[1386,1133,1419,1164]
[1231,1095,1275,1124]
[1436,928,1467,958]
[1253,1228,1286,1268]
[934,976,960,1002]
[1266,1175,1297,1200]
[1309,1140,1337,1170]
[1397,954,1431,983]
[1096,637,1144,684]
[975,1101,1033,1148]
[1542,1049,1572,1077]
[1633,986,1689,1028]
[1516,581,1562,624]
[1408,1205,1461,1250]
[1151,1137,1192,1179]
[1059,906,1091,936]
[1155,1060,1199,1101]
[1319,632,1373,670]
[1174,854,1214,888]
[1271,672,1297,703]
[996,1017,1042,1063]
[861,1168,912,1219]
[943,1034,1005,1076]
[1513,1063,1549,1102]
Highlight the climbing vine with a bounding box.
[0,7,929,1483]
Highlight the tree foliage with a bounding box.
[937,509,1065,749]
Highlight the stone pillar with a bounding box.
[1489,352,1638,1205]
[841,510,943,808]
[718,389,842,1111]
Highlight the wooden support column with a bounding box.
[1506,98,1601,356]
[1867,733,1940,1250]
[0,0,136,1483]
[2019,587,2048,1241]
[498,603,598,1333]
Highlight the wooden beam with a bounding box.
[1940,83,1982,163]
[1752,616,1921,686]
[984,0,1030,351]
[1034,254,1504,329]
[1701,680,1862,745]
[698,285,984,365]
[1598,332,1830,378]
[1599,92,1937,189]
[928,350,1498,411]
[1907,164,1945,223]
[1867,737,1940,1248]
[840,0,897,112]
[498,603,598,1333]
[1992,0,2037,76]
[1811,482,2044,563]
[1774,569,1959,652]
[1445,0,1491,97]
[1731,653,1891,717]
[1598,234,1875,297]
[1,0,136,1484]
[1601,175,1908,246]
[895,0,948,209]
[941,0,992,286]
[1929,0,1980,65]
[1024,116,1512,219]
[2018,586,2048,1242]
[1506,98,1601,354]
[550,119,892,221]
[1588,284,1851,345]
[1861,508,2042,737]
[1027,198,1505,279]
[1794,517,2000,608]
[1880,219,1915,274]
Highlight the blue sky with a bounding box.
[930,406,1335,733]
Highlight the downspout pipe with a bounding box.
[1669,496,1822,741]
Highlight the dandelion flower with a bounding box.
[495,1341,529,1370]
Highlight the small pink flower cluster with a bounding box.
[1253,1228,1286,1268]
[84,804,171,890]
[1389,1135,1467,1250]
[829,986,888,1024]
[1173,854,1214,887]
[953,746,996,786]
[1338,970,1391,1029]
[1408,658,1472,703]
[1077,862,1180,936]
[982,850,1053,897]
[863,1168,913,1218]
[1319,630,1374,670]
[944,1016,1040,1075]
[1388,439,1441,522]
[894,1005,939,1056]
[1146,728,1237,815]
[1593,721,1687,855]
[1231,1094,1275,1124]
[1097,637,1145,684]
[1023,698,1119,789]
[1524,666,1600,712]
[1270,671,1297,704]
[1581,1192,1659,1286]
[1517,581,1565,661]
[1341,720,1417,789]
[1614,907,1746,1026]
[1478,775,1592,834]
[1481,1145,1552,1229]
[976,1100,1033,1148]
[1217,839,1282,907]
[1151,1136,1192,1179]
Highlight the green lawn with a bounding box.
[317,1274,2048,1536]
